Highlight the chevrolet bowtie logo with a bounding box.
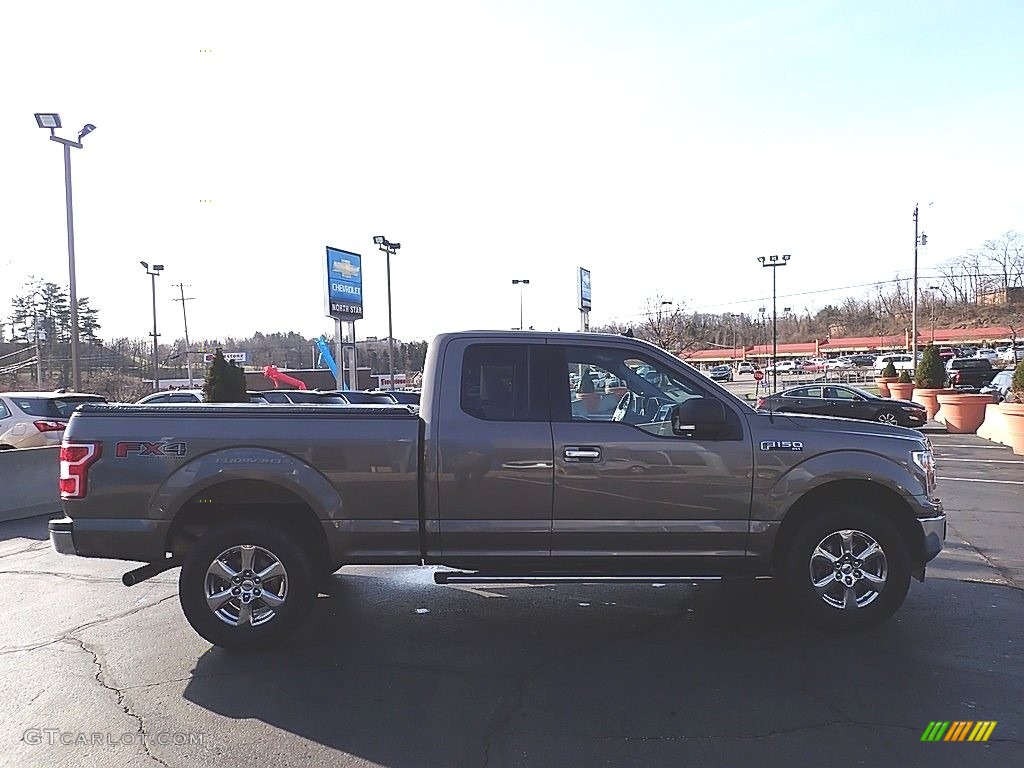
[332,259,360,278]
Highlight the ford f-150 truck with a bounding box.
[50,332,945,649]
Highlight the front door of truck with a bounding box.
[550,343,753,569]
[434,341,554,565]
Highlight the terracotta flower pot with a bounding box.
[1000,402,1024,455]
[874,377,899,397]
[912,387,954,420]
[579,392,602,414]
[888,382,915,401]
[936,393,991,434]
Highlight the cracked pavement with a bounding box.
[1,433,1022,767]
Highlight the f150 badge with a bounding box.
[115,441,188,458]
[760,440,803,452]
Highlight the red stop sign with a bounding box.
[753,370,765,381]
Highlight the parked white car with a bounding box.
[975,348,999,362]
[826,357,855,369]
[737,361,757,374]
[997,346,1024,363]
[873,354,917,374]
[768,360,804,374]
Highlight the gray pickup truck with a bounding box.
[50,331,945,648]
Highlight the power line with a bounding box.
[606,270,1024,322]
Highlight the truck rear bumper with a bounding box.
[49,518,76,555]
[48,516,168,562]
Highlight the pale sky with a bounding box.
[2,0,1022,346]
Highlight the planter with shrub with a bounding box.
[888,370,915,401]
[999,361,1024,455]
[874,361,899,397]
[912,344,953,420]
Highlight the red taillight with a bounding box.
[952,371,961,383]
[756,397,766,410]
[60,441,101,499]
[34,420,67,433]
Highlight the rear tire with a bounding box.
[179,521,316,650]
[781,504,911,630]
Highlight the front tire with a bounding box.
[179,521,316,650]
[781,505,911,630]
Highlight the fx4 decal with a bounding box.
[115,441,188,458]
[760,440,803,452]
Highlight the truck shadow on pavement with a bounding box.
[181,570,1022,766]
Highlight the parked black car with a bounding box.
[258,390,348,405]
[757,384,927,427]
[945,358,995,391]
[846,354,877,367]
[708,364,734,382]
[385,391,421,405]
[327,390,401,405]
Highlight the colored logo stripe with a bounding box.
[922,721,997,742]
[969,722,997,741]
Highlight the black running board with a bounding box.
[433,572,738,585]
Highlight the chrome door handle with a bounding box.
[564,446,602,462]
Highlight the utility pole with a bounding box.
[172,283,196,387]
[758,255,791,393]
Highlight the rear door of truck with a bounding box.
[432,338,555,563]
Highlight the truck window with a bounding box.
[460,344,545,422]
[559,345,714,435]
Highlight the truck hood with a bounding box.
[767,412,925,443]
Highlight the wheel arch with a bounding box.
[772,479,926,578]
[166,479,330,577]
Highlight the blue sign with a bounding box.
[325,247,363,320]
[578,267,592,311]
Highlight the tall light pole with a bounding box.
[172,283,196,387]
[512,279,530,329]
[912,204,929,365]
[758,254,791,392]
[34,113,96,391]
[373,236,400,387]
[925,285,940,343]
[140,262,164,391]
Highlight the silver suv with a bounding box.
[0,391,107,449]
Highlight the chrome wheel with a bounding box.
[809,529,887,610]
[204,544,288,627]
[876,412,899,426]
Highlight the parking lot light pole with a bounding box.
[373,236,400,387]
[512,279,530,329]
[35,113,96,391]
[140,262,164,391]
[758,254,791,393]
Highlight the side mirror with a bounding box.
[672,397,727,436]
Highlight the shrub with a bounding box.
[897,370,912,384]
[880,361,897,378]
[1007,361,1024,403]
[915,344,946,389]
[203,349,249,403]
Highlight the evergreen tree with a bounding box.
[203,349,248,402]
[915,344,945,389]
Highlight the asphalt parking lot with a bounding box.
[1,432,1022,768]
